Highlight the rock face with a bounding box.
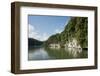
[49,39,81,49]
[65,39,82,57]
[65,38,81,48]
[49,43,60,49]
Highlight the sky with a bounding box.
[28,15,71,41]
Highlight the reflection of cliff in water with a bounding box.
[45,47,87,59]
[65,48,82,57]
[28,46,88,61]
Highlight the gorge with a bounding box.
[28,17,88,60]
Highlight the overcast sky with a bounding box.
[28,15,70,41]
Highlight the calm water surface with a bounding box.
[28,47,88,60]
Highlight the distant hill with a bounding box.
[28,38,43,47]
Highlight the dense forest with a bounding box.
[45,17,88,49]
[28,38,43,48]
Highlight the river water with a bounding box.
[28,47,87,60]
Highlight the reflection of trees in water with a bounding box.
[65,48,82,57]
[45,47,87,59]
[45,47,74,59]
[28,47,88,60]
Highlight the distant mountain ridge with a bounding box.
[28,38,43,47]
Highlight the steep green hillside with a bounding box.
[45,17,88,48]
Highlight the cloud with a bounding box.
[28,24,49,41]
[29,24,35,34]
[55,29,62,34]
[41,33,49,41]
[29,24,40,39]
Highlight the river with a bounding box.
[28,47,87,60]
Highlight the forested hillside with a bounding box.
[45,17,88,48]
[28,38,43,48]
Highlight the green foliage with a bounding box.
[45,17,88,48]
[28,38,43,48]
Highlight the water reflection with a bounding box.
[28,47,87,60]
[65,47,82,57]
[28,48,50,60]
